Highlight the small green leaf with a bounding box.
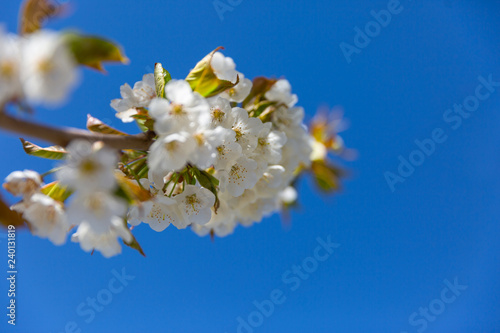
[63,32,129,72]
[185,47,239,98]
[87,115,129,136]
[154,63,172,98]
[123,232,146,257]
[21,139,67,160]
[41,182,73,202]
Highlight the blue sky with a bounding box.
[1,0,500,332]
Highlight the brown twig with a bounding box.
[0,111,155,150]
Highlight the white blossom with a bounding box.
[211,52,238,84]
[66,191,127,234]
[213,129,242,171]
[57,140,118,193]
[219,156,259,197]
[148,132,196,173]
[191,199,236,237]
[0,29,21,104]
[189,126,230,169]
[252,123,287,166]
[111,73,156,122]
[128,195,181,232]
[229,107,263,154]
[71,216,132,258]
[149,80,210,135]
[174,185,215,228]
[219,73,252,103]
[21,30,79,105]
[207,97,233,128]
[3,169,42,198]
[13,194,69,245]
[265,79,298,108]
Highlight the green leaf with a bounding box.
[19,0,65,35]
[63,32,129,72]
[185,47,239,98]
[87,115,129,136]
[123,232,146,257]
[21,139,67,160]
[41,182,73,202]
[154,63,172,98]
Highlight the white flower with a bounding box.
[211,52,238,84]
[149,80,210,135]
[280,124,313,172]
[237,197,278,226]
[252,123,287,166]
[66,192,127,234]
[128,195,181,232]
[229,107,263,154]
[213,129,241,171]
[279,186,297,205]
[56,140,118,193]
[265,79,297,108]
[191,199,236,237]
[207,97,233,128]
[174,185,215,228]
[3,170,42,198]
[71,216,132,258]
[253,165,286,198]
[0,29,21,104]
[21,30,79,105]
[111,73,156,122]
[148,132,196,173]
[219,156,259,197]
[271,106,304,131]
[13,194,69,245]
[219,73,252,103]
[189,126,231,169]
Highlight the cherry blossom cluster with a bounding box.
[2,37,346,257]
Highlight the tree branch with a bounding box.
[0,111,155,150]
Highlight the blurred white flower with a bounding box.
[71,216,132,258]
[57,140,118,194]
[13,193,69,245]
[3,169,42,198]
[66,191,127,234]
[21,30,79,105]
[0,29,21,104]
[211,52,238,84]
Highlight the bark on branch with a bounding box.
[0,111,155,150]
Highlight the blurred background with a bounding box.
[1,0,499,332]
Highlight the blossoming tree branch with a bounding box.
[0,0,348,257]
